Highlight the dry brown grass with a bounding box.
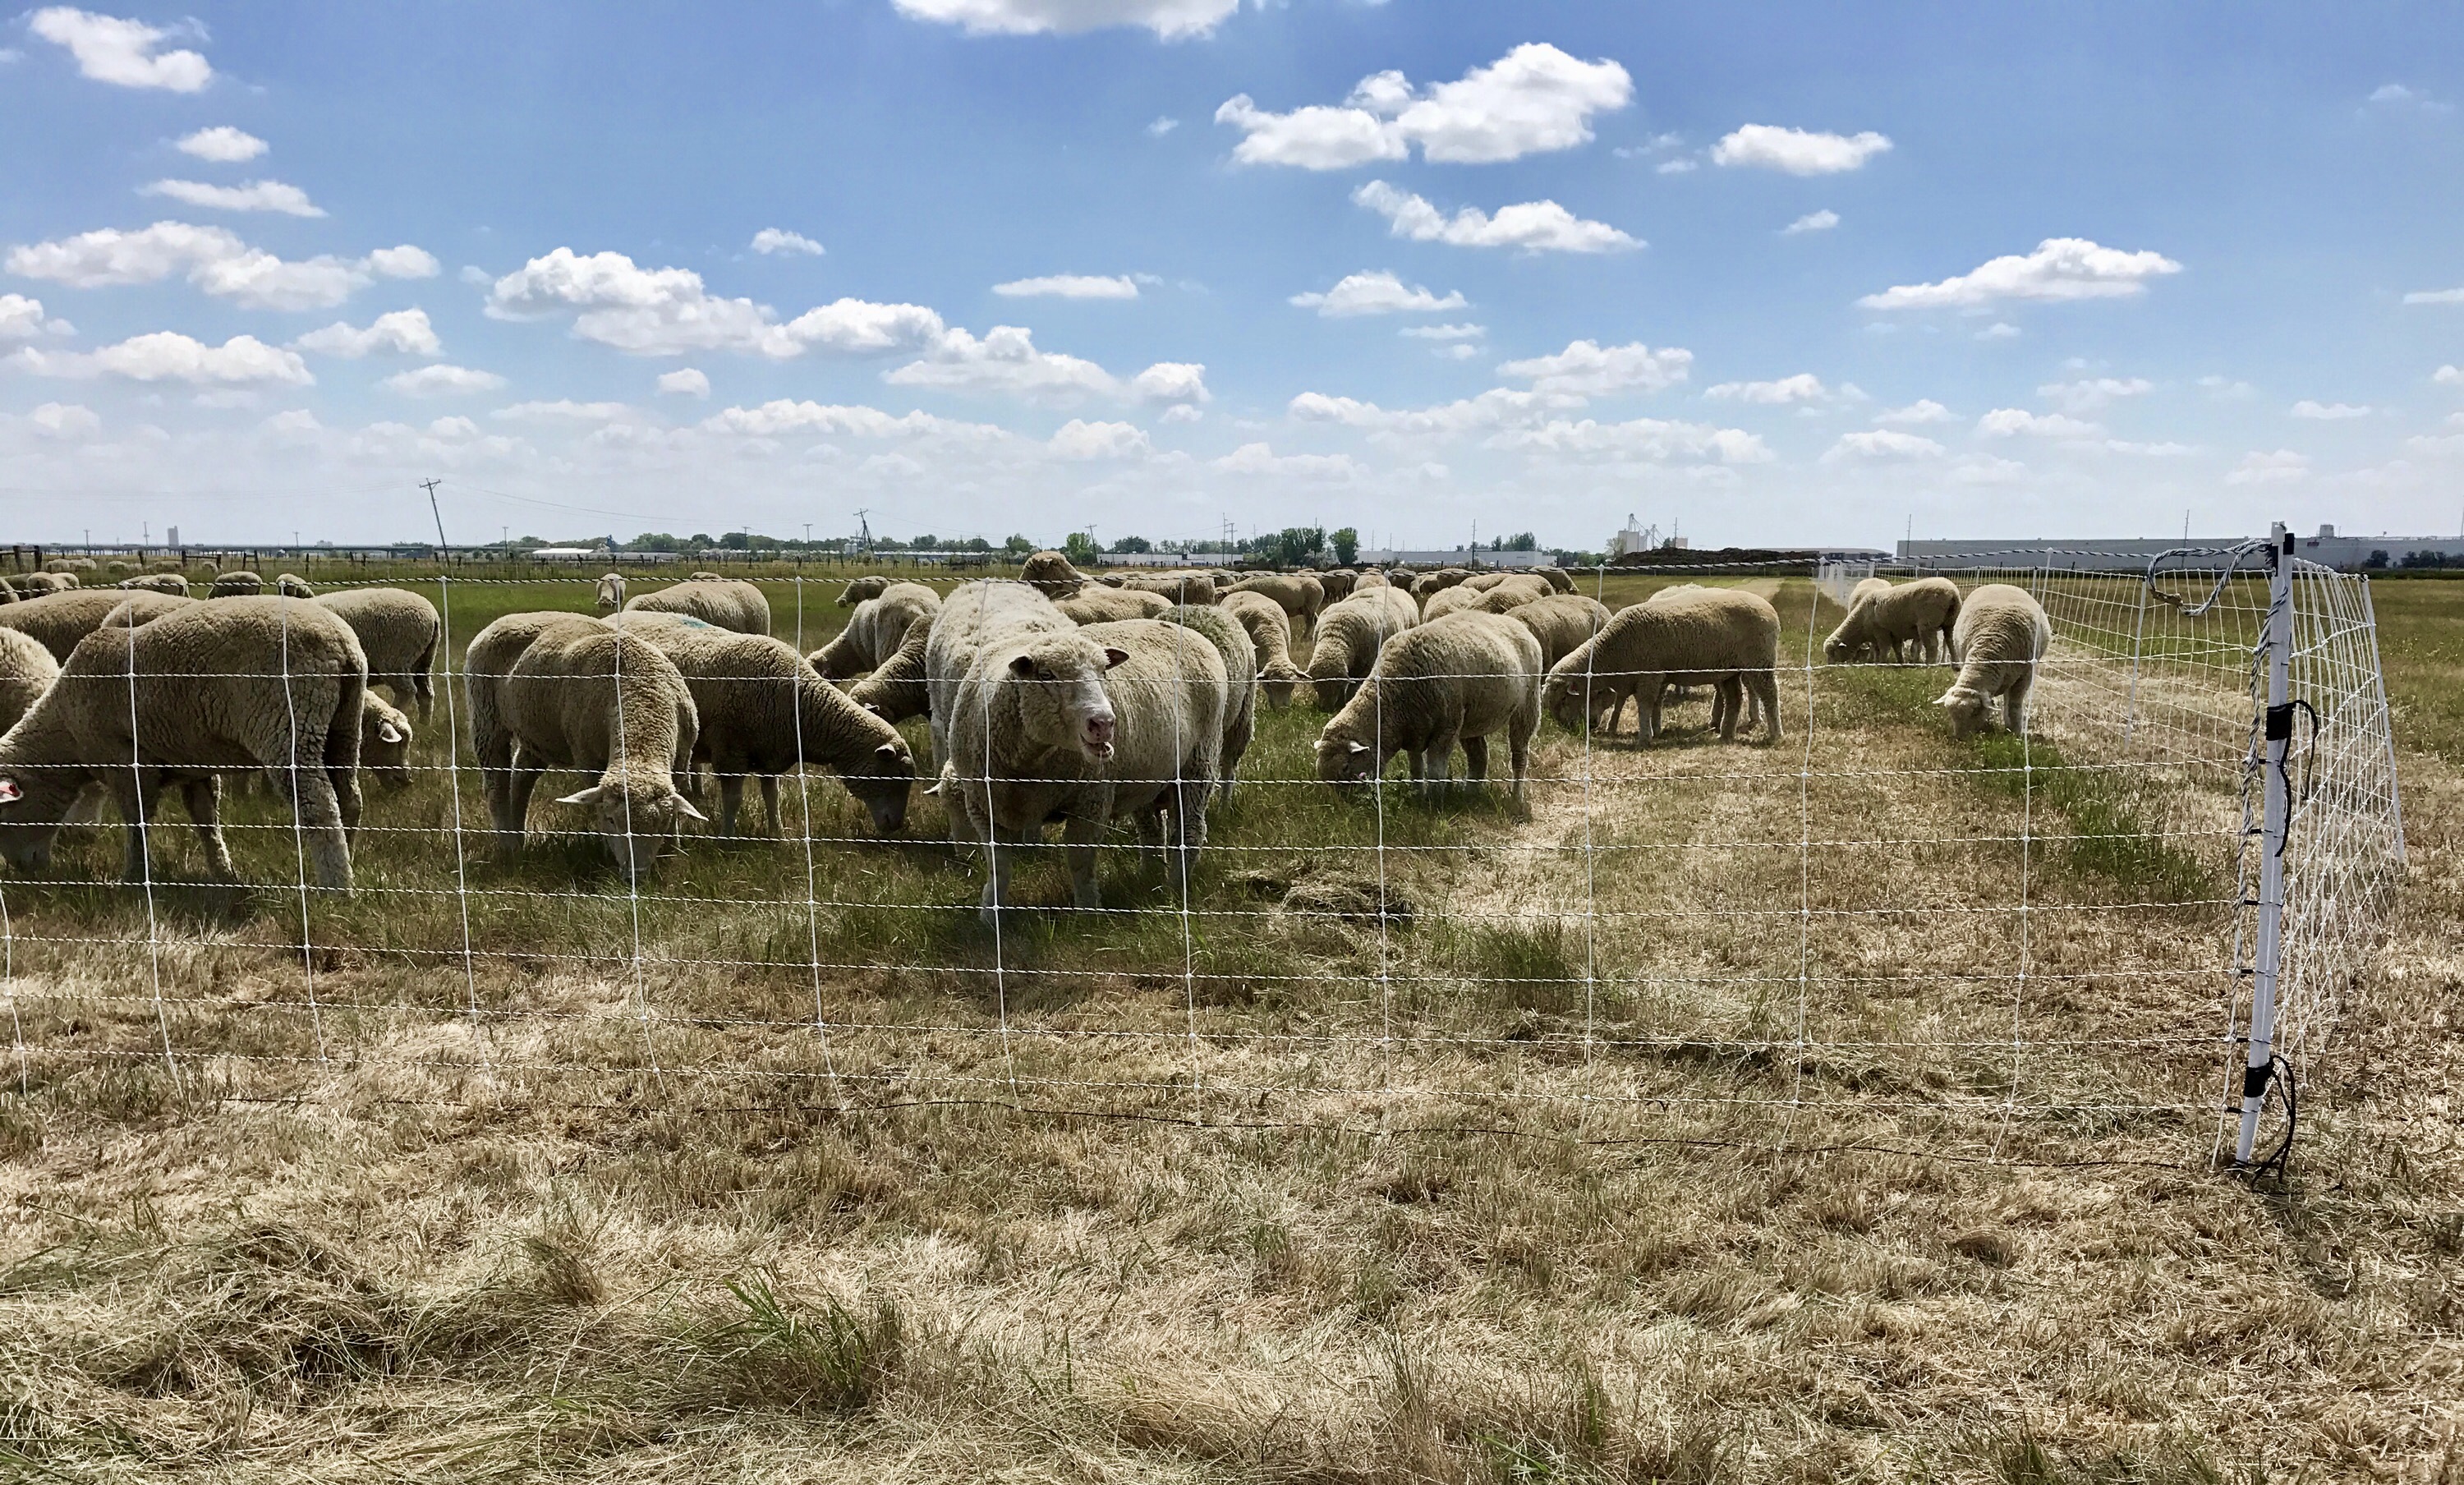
[0,573,2457,1481]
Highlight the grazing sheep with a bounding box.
[630,624,916,838]
[808,582,942,680]
[1226,572,1324,636]
[0,597,365,890]
[41,560,79,575]
[1096,573,1125,587]
[1120,570,1218,607]
[1409,568,1471,600]
[1160,603,1257,806]
[1507,593,1612,669]
[1460,572,1511,593]
[0,589,194,664]
[595,572,627,611]
[1316,610,1542,802]
[464,613,704,876]
[118,573,190,595]
[1221,590,1308,710]
[1532,565,1576,594]
[847,615,934,723]
[836,575,890,607]
[1307,586,1421,710]
[0,628,60,734]
[1421,585,1491,622]
[1018,550,1086,597]
[314,586,442,717]
[624,577,771,635]
[945,618,1225,921]
[21,572,75,595]
[1544,588,1781,745]
[275,573,315,598]
[924,580,1074,782]
[1353,569,1391,590]
[1473,575,1554,613]
[209,571,264,598]
[360,692,416,788]
[1935,583,2051,738]
[0,577,16,605]
[1057,586,1170,625]
[1317,569,1358,603]
[1824,576,1961,665]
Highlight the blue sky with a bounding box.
[2,0,2460,549]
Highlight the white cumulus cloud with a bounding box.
[1708,373,1828,404]
[6,221,434,310]
[1288,270,1467,318]
[1488,417,1769,464]
[2291,400,2372,420]
[2404,287,2464,305]
[1977,408,2102,438]
[1216,44,1632,169]
[1859,238,2182,310]
[292,308,440,358]
[487,247,947,358]
[492,400,629,422]
[29,402,103,439]
[1048,419,1152,460]
[175,126,264,162]
[892,0,1239,39]
[885,324,1206,407]
[1876,399,1952,425]
[1351,180,1640,254]
[1782,209,1840,234]
[1211,442,1364,480]
[2225,449,2310,485]
[383,364,507,398]
[0,294,73,341]
[1400,323,1483,341]
[751,228,825,256]
[1712,125,1892,175]
[1823,429,1945,462]
[29,7,209,91]
[1496,338,1692,397]
[2038,376,2153,412]
[139,178,324,217]
[11,330,311,385]
[994,274,1140,299]
[656,367,710,398]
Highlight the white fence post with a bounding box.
[2236,522,2296,1164]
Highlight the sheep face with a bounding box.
[1259,661,1303,710]
[1006,635,1124,763]
[595,573,626,611]
[362,709,414,788]
[843,741,916,835]
[0,770,87,872]
[1935,685,1993,738]
[1542,670,1604,733]
[1823,633,1856,664]
[555,778,707,878]
[1314,736,1377,787]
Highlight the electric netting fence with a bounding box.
[0,529,2405,1170]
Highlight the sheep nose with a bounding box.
[1085,714,1116,748]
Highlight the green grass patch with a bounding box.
[1965,732,2216,903]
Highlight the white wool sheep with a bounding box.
[360,692,416,788]
[629,623,917,838]
[1473,575,1553,613]
[808,582,942,680]
[1225,572,1324,635]
[465,613,705,876]
[945,618,1225,921]
[1353,570,1391,590]
[0,597,366,890]
[274,573,315,598]
[314,586,442,717]
[1420,584,1491,622]
[1119,570,1219,607]
[1056,586,1170,624]
[209,571,264,598]
[1307,586,1420,710]
[1506,593,1612,669]
[1160,603,1257,806]
[836,575,890,607]
[0,577,16,604]
[0,589,193,663]
[1409,568,1471,600]
[1543,588,1781,744]
[846,614,934,722]
[624,577,771,635]
[1220,590,1308,709]
[1936,583,2051,738]
[1315,610,1542,802]
[1531,565,1576,594]
[20,573,75,595]
[595,572,627,611]
[1317,569,1358,603]
[118,573,191,595]
[0,628,60,735]
[1825,576,1961,664]
[1018,550,1087,597]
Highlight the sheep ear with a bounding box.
[874,742,903,761]
[554,785,605,807]
[0,779,18,803]
[1348,741,1370,755]
[377,720,406,744]
[921,778,944,797]
[1103,647,1130,669]
[1009,654,1037,676]
[672,795,708,823]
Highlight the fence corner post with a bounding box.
[2236,521,2296,1164]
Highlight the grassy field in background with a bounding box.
[0,567,2453,1482]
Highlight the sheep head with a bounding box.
[842,739,916,836]
[555,775,706,878]
[0,770,89,872]
[1935,685,1992,738]
[594,573,626,612]
[1313,734,1377,787]
[1004,634,1125,763]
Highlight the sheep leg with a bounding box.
[1507,718,1532,804]
[1639,682,1666,745]
[502,753,547,850]
[1460,734,1488,789]
[977,820,1018,925]
[1063,811,1105,913]
[759,775,781,838]
[270,744,355,893]
[715,771,744,838]
[180,777,237,881]
[1752,671,1783,743]
[108,768,166,885]
[2007,670,2034,735]
[1170,775,1209,892]
[1712,679,1739,738]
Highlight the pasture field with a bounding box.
[0,568,2456,1482]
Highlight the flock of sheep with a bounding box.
[0,552,2052,921]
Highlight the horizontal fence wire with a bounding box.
[0,555,2404,1170]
